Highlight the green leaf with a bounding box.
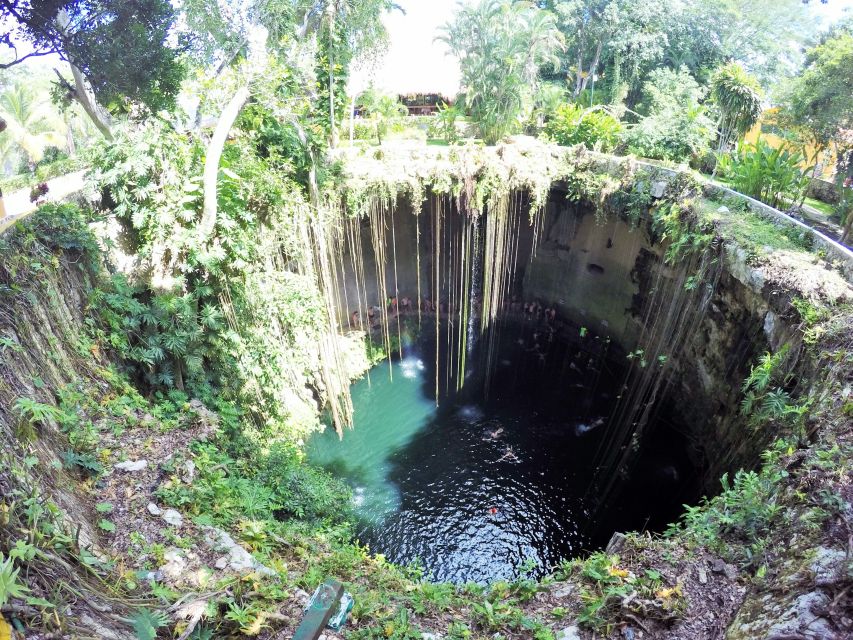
[132,608,169,640]
[98,519,117,533]
[96,502,114,514]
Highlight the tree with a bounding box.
[0,82,65,167]
[439,0,564,145]
[544,0,671,100]
[779,29,853,151]
[359,89,407,145]
[0,0,185,138]
[711,62,763,152]
[623,67,715,162]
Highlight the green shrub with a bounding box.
[623,67,715,162]
[542,104,622,151]
[716,138,812,209]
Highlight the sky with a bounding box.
[355,0,853,98]
[349,0,467,97]
[2,0,852,96]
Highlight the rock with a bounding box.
[605,532,627,555]
[709,557,738,580]
[767,591,838,640]
[114,459,148,472]
[717,205,730,213]
[294,588,311,607]
[422,633,443,640]
[697,564,708,584]
[180,460,196,484]
[810,547,847,587]
[214,557,228,570]
[650,181,668,199]
[551,584,574,599]
[147,502,162,516]
[162,509,183,527]
[203,526,275,576]
[160,549,188,581]
[556,625,581,640]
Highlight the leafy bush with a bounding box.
[91,273,224,391]
[427,103,462,144]
[716,138,812,209]
[542,104,622,151]
[623,67,715,162]
[670,467,785,569]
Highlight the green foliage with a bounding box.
[3,0,185,115]
[359,89,408,145]
[716,139,812,209]
[652,200,714,264]
[156,441,350,528]
[740,347,810,432]
[0,553,30,606]
[711,62,763,150]
[623,67,714,162]
[542,103,622,151]
[131,607,170,640]
[563,552,684,634]
[670,466,786,569]
[439,0,564,144]
[91,273,223,391]
[779,28,853,148]
[427,103,463,144]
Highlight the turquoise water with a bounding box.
[308,321,698,583]
[307,355,436,523]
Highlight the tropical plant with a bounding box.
[711,62,763,151]
[438,0,564,144]
[717,139,812,210]
[622,67,714,162]
[778,28,853,151]
[0,83,66,167]
[359,89,408,145]
[1,0,186,137]
[0,553,29,606]
[543,103,622,151]
[428,102,462,144]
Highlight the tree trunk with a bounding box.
[580,40,602,94]
[349,93,356,145]
[55,11,112,139]
[328,4,338,148]
[293,121,320,208]
[200,84,251,239]
[68,64,113,140]
[573,41,585,97]
[841,214,852,245]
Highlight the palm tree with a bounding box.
[360,89,407,144]
[711,62,763,152]
[0,83,66,169]
[438,0,564,144]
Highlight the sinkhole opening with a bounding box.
[308,187,770,583]
[310,316,700,584]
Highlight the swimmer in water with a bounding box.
[498,446,519,463]
[483,427,504,441]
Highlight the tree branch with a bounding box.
[0,47,57,69]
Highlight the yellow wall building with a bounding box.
[744,108,839,180]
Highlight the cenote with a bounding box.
[304,177,788,585]
[309,313,701,583]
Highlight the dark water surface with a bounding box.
[308,322,697,583]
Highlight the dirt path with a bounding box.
[0,170,88,235]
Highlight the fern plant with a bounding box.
[0,553,29,606]
[740,347,809,432]
[131,608,169,640]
